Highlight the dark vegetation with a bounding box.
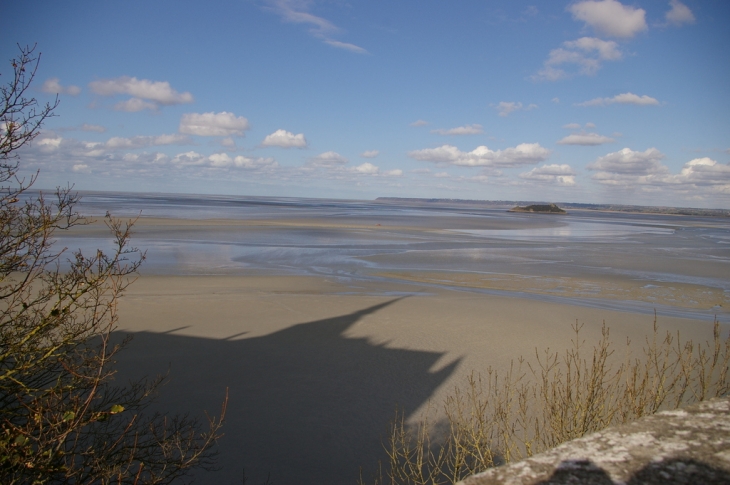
[508,203,566,214]
[0,45,224,484]
[377,197,730,218]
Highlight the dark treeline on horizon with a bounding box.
[375,197,730,218]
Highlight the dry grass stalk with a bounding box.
[363,316,730,485]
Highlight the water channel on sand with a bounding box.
[57,191,730,322]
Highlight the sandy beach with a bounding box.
[51,194,728,484]
[113,272,720,484]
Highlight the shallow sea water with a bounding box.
[49,191,730,322]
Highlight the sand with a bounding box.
[114,272,719,485]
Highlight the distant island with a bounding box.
[375,198,730,218]
[508,203,566,214]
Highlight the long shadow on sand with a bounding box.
[113,299,460,484]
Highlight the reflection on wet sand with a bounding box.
[375,271,729,311]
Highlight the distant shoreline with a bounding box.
[375,197,730,218]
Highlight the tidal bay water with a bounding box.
[53,191,730,322]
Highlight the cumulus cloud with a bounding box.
[266,0,367,54]
[83,134,191,154]
[307,151,348,167]
[408,143,550,168]
[114,98,158,112]
[569,0,647,38]
[519,164,576,186]
[165,151,278,171]
[89,76,193,110]
[353,162,379,174]
[557,132,615,146]
[361,150,379,158]
[42,78,81,96]
[587,148,669,185]
[410,120,429,127]
[261,129,307,148]
[179,112,250,137]
[666,0,695,26]
[533,37,622,81]
[383,169,403,176]
[205,153,278,169]
[431,124,483,135]
[577,92,660,107]
[495,102,537,117]
[671,158,730,187]
[16,132,283,181]
[587,149,730,197]
[588,147,666,175]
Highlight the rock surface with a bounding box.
[458,397,730,485]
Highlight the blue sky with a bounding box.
[3,0,729,207]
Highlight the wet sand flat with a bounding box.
[53,195,728,484]
[115,273,720,485]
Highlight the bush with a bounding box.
[365,317,730,485]
[0,45,225,484]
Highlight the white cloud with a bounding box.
[323,39,368,54]
[495,102,537,117]
[569,0,647,38]
[585,122,596,129]
[431,124,483,135]
[552,97,560,104]
[577,92,660,107]
[563,123,582,130]
[666,0,695,26]
[83,134,191,154]
[408,143,550,168]
[353,162,379,174]
[261,129,307,148]
[519,164,577,186]
[41,78,81,96]
[557,132,615,146]
[179,112,250,137]
[72,164,90,173]
[410,120,429,127]
[434,172,451,178]
[166,151,278,170]
[89,76,194,110]
[587,148,668,185]
[36,136,63,153]
[383,169,403,177]
[114,98,159,112]
[534,37,622,81]
[80,124,106,133]
[308,151,348,167]
[587,149,730,196]
[205,153,278,169]
[266,0,367,54]
[361,150,379,158]
[221,137,236,148]
[671,158,730,187]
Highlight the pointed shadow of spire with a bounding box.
[113,298,461,484]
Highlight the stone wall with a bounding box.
[458,397,730,485]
